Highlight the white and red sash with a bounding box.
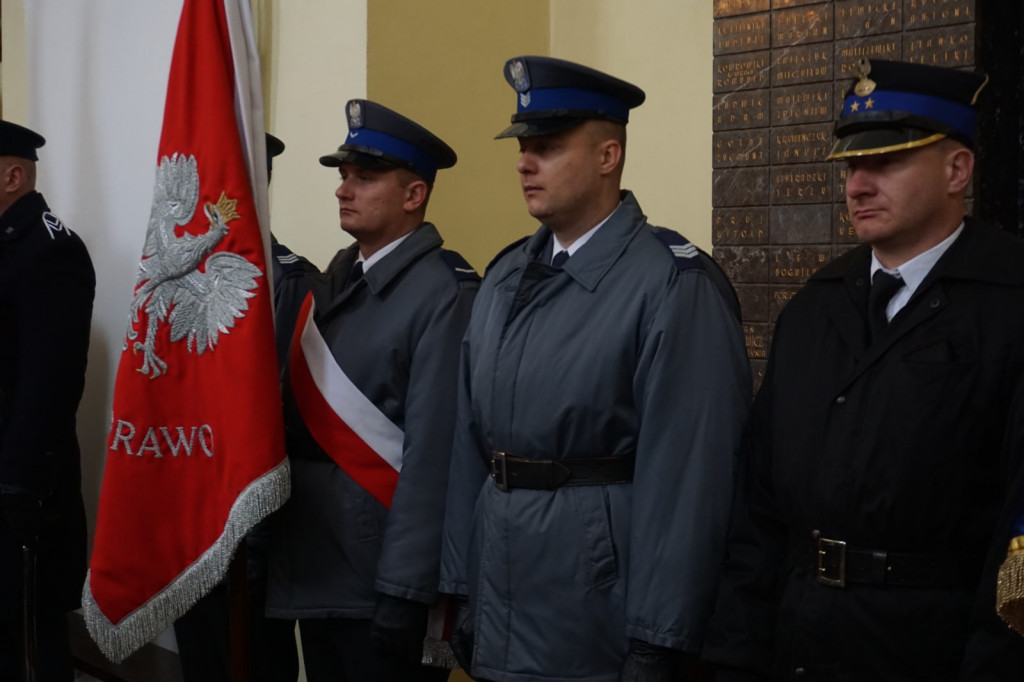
[288,292,403,507]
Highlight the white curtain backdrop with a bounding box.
[24,0,185,648]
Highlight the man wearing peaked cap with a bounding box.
[704,58,1024,680]
[0,120,95,681]
[440,56,751,681]
[266,100,478,682]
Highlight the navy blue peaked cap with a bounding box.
[266,133,285,173]
[319,100,457,183]
[496,56,646,139]
[0,120,46,161]
[828,58,988,160]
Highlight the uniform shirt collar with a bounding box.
[869,222,964,319]
[550,203,620,262]
[358,230,414,273]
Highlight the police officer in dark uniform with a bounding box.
[173,133,300,682]
[0,120,95,681]
[266,102,479,682]
[704,59,1024,680]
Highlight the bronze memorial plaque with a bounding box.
[714,90,770,131]
[773,4,833,48]
[833,203,859,243]
[715,51,771,92]
[744,323,770,361]
[835,34,903,77]
[714,168,771,207]
[713,207,769,245]
[905,24,974,65]
[772,163,832,204]
[771,205,832,244]
[714,0,771,19]
[772,83,833,126]
[715,13,771,55]
[734,284,770,322]
[772,44,833,86]
[715,246,770,284]
[904,0,974,30]
[772,122,832,164]
[714,130,769,168]
[835,0,902,40]
[771,285,803,322]
[770,246,832,283]
[773,0,824,8]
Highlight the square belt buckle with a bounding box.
[491,452,509,492]
[817,537,847,588]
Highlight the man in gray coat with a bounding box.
[266,101,479,682]
[440,56,751,682]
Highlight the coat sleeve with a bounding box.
[700,331,789,674]
[959,353,1024,679]
[0,232,94,494]
[374,278,478,603]
[438,317,492,598]
[625,268,751,652]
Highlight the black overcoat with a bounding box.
[705,218,1024,680]
[0,191,94,617]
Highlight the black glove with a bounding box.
[1,492,45,546]
[448,596,475,672]
[620,639,695,682]
[369,593,429,665]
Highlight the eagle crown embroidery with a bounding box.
[125,152,261,378]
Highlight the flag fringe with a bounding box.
[82,459,291,662]
[997,535,1024,635]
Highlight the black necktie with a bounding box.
[345,261,364,289]
[551,250,569,269]
[869,270,904,339]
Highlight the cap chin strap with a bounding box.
[826,132,947,160]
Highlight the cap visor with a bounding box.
[827,129,947,160]
[319,147,405,171]
[495,117,585,139]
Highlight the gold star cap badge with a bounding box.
[853,58,877,97]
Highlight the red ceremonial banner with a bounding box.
[83,0,288,662]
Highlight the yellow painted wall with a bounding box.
[367,0,550,271]
[259,0,369,270]
[551,0,714,251]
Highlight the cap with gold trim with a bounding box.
[827,58,988,160]
[495,56,646,139]
[319,100,456,184]
[0,120,46,161]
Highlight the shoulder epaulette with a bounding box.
[439,250,481,283]
[652,227,704,272]
[485,236,530,275]
[41,211,75,240]
[272,240,317,276]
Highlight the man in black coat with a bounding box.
[0,120,95,681]
[704,59,1024,680]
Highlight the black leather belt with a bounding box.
[793,531,979,589]
[490,452,635,491]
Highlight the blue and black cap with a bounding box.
[319,100,457,183]
[265,133,285,174]
[0,120,46,161]
[827,58,988,160]
[495,56,646,139]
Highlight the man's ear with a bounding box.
[946,146,974,195]
[404,178,429,213]
[597,139,623,176]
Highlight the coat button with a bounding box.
[795,668,806,676]
[930,298,941,308]
[836,395,846,404]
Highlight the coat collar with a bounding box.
[0,191,47,243]
[509,190,644,293]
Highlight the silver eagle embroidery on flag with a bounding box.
[126,152,262,378]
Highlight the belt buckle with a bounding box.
[817,537,847,588]
[491,452,509,492]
